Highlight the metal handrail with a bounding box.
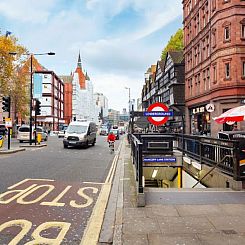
[192,155,233,188]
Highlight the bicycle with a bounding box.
[108,141,115,154]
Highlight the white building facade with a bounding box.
[71,54,100,124]
[94,93,109,120]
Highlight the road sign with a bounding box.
[5,118,12,128]
[144,103,173,126]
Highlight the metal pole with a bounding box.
[34,100,37,145]
[29,55,33,145]
[129,88,131,113]
[7,99,11,150]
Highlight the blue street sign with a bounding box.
[33,74,43,99]
[143,157,176,163]
[143,111,173,117]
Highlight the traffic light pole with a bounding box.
[34,107,37,145]
[2,96,11,150]
[7,100,11,150]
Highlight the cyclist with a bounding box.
[107,131,116,152]
[107,131,116,142]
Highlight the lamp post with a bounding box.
[9,52,55,145]
[125,87,131,114]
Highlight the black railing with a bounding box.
[172,134,244,181]
[129,134,143,194]
[129,132,245,192]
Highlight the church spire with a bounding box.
[77,51,82,69]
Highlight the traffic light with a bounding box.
[2,96,10,112]
[35,99,41,115]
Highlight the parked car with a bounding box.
[63,121,97,148]
[0,124,7,136]
[110,129,120,140]
[17,125,48,143]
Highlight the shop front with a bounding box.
[190,105,211,136]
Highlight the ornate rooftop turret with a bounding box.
[77,51,82,70]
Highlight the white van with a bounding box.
[63,121,96,148]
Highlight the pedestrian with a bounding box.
[232,125,239,131]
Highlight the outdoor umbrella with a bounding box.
[213,105,245,124]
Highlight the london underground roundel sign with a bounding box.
[144,102,173,126]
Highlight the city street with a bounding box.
[0,135,120,244]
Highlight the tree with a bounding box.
[161,28,184,61]
[0,32,29,119]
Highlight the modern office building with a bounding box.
[33,71,65,131]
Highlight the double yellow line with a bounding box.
[81,140,123,245]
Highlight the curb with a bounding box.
[98,139,125,244]
[19,144,47,148]
[0,148,26,154]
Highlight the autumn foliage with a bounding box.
[0,32,29,118]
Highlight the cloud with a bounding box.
[76,38,159,76]
[0,0,183,110]
[0,0,57,24]
[92,72,142,111]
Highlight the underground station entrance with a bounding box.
[132,134,183,189]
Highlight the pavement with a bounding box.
[100,137,245,245]
[0,137,47,154]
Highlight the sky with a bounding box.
[0,0,183,112]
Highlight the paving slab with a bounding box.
[176,204,225,217]
[157,216,216,234]
[207,216,245,233]
[219,204,245,216]
[148,233,201,245]
[197,232,245,245]
[145,205,179,217]
[123,217,160,234]
[122,234,148,245]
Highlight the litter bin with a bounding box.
[0,135,3,148]
[37,133,42,144]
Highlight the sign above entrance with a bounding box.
[205,103,215,112]
[144,102,173,126]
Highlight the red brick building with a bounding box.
[61,75,73,125]
[183,0,245,136]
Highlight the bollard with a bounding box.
[0,135,3,148]
[37,133,42,145]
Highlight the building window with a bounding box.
[206,36,210,57]
[212,0,216,11]
[197,13,200,32]
[202,39,206,60]
[241,19,245,39]
[224,26,230,41]
[197,44,201,63]
[213,65,217,84]
[203,70,206,91]
[212,28,216,48]
[242,25,245,39]
[242,61,245,77]
[225,63,230,79]
[207,68,210,89]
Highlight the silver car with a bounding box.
[17,125,48,143]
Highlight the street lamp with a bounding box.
[9,52,55,145]
[125,87,131,114]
